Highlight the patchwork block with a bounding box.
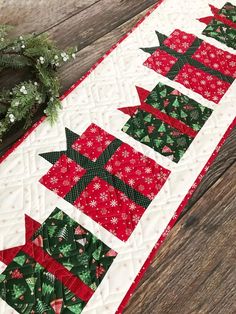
[120,83,213,162]
[199,2,236,50]
[39,124,170,241]
[143,29,236,103]
[0,208,117,314]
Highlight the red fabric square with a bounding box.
[105,143,169,200]
[39,124,170,241]
[72,123,115,161]
[175,64,230,103]
[164,29,196,53]
[74,177,145,241]
[143,49,178,76]
[192,41,236,79]
[40,155,86,197]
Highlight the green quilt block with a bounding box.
[145,83,212,132]
[32,208,116,290]
[0,252,86,314]
[0,208,117,314]
[121,83,212,163]
[202,2,236,49]
[123,110,193,163]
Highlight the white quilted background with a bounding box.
[0,0,235,313]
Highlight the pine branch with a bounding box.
[0,25,76,141]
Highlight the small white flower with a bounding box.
[39,56,45,64]
[20,86,27,94]
[54,55,59,60]
[21,45,25,49]
[13,101,19,107]
[1,37,4,42]
[34,82,38,86]
[19,36,23,40]
[9,113,15,123]
[72,53,76,59]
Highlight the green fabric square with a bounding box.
[202,2,236,49]
[0,208,116,313]
[122,83,212,163]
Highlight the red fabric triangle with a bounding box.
[118,86,150,116]
[198,16,214,25]
[25,214,41,241]
[136,86,150,103]
[0,214,41,265]
[118,106,140,116]
[0,246,24,265]
[209,4,220,15]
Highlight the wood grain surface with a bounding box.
[0,1,235,313]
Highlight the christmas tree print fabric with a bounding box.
[199,3,236,50]
[0,208,117,314]
[120,83,213,163]
[143,29,236,103]
[39,124,170,241]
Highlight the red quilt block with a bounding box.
[143,29,236,103]
[39,124,170,241]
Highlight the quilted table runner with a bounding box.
[0,0,235,313]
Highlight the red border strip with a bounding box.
[22,242,94,302]
[0,0,235,313]
[116,117,236,313]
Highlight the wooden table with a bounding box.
[1,1,236,313]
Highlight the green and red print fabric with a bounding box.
[199,3,236,50]
[0,208,117,314]
[119,83,212,163]
[143,29,236,103]
[39,124,170,241]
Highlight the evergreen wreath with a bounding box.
[0,25,76,141]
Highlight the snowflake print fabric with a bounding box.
[143,29,236,103]
[0,208,117,314]
[120,83,212,162]
[199,3,236,50]
[39,124,170,241]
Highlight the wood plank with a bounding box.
[0,0,99,35]
[124,162,236,314]
[37,0,158,50]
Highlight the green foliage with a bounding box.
[0,24,76,141]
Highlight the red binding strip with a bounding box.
[140,102,198,138]
[22,242,94,302]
